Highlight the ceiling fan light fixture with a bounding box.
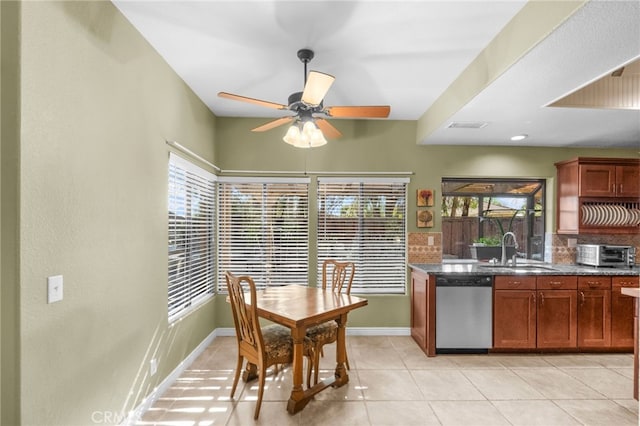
[283,120,327,148]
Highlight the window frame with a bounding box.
[316,177,409,295]
[216,176,311,292]
[167,153,217,322]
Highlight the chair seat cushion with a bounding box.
[262,325,293,359]
[306,321,338,344]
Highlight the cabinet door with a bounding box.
[577,289,611,348]
[494,290,536,348]
[579,164,616,197]
[611,276,640,348]
[616,165,640,197]
[537,290,578,348]
[410,271,427,350]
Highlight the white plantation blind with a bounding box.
[168,153,216,321]
[317,177,408,294]
[217,177,310,291]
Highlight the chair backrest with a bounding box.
[225,271,264,354]
[321,259,355,294]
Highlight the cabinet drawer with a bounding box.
[612,276,640,290]
[537,275,577,290]
[495,276,536,290]
[578,276,611,290]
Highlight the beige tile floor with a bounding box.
[136,336,640,425]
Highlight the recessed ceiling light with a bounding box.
[510,134,528,141]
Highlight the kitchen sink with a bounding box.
[478,264,559,273]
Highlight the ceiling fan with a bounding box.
[218,49,391,146]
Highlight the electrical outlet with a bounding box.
[568,238,577,248]
[150,358,158,376]
[427,236,435,246]
[47,275,63,304]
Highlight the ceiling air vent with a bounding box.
[447,121,488,129]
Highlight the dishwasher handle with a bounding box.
[435,275,493,287]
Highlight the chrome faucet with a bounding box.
[501,231,519,266]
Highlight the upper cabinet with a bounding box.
[555,157,640,234]
[579,163,640,197]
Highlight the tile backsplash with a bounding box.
[409,231,640,265]
[550,232,640,265]
[408,232,442,264]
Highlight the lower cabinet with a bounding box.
[577,276,611,348]
[494,274,636,351]
[536,276,578,349]
[494,277,536,349]
[410,269,436,356]
[612,276,640,348]
[410,270,428,350]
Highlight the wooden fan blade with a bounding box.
[315,119,342,139]
[325,105,390,118]
[251,116,294,132]
[218,92,287,110]
[301,71,335,106]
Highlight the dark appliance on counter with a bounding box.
[576,244,636,268]
[435,275,493,354]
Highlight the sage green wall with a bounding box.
[213,116,639,328]
[1,2,21,425]
[12,2,218,425]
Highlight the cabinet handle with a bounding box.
[619,183,623,193]
[612,183,616,193]
[549,281,562,287]
[587,281,599,288]
[532,292,536,304]
[540,292,544,306]
[580,291,585,306]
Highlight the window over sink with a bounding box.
[441,178,545,261]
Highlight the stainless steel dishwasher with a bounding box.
[435,275,493,354]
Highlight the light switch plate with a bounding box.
[47,275,63,303]
[567,238,577,248]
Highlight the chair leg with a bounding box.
[254,365,266,420]
[313,345,322,386]
[230,356,243,398]
[346,352,350,370]
[306,354,313,389]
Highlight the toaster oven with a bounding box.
[576,244,636,268]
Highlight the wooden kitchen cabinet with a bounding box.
[555,157,640,234]
[410,269,435,356]
[577,276,611,348]
[536,276,578,349]
[579,163,640,198]
[494,276,537,348]
[612,276,640,348]
[494,275,579,350]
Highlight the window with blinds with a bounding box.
[317,177,408,294]
[168,153,216,321]
[217,177,310,291]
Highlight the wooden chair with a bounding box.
[305,259,355,386]
[225,271,294,419]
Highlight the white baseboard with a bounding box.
[124,326,410,424]
[122,329,219,425]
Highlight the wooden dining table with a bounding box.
[239,284,368,414]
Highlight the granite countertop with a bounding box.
[409,260,640,276]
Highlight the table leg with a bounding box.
[287,326,310,414]
[333,313,349,387]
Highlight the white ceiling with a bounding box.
[113,0,640,149]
